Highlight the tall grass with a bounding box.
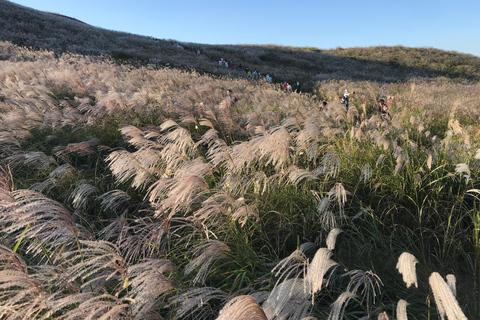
[0,41,479,319]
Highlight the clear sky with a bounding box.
[8,0,480,57]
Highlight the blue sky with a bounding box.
[9,0,480,57]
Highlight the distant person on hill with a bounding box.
[340,96,347,112]
[295,82,301,93]
[266,74,272,83]
[219,58,224,66]
[343,89,355,110]
[287,83,292,92]
[322,101,328,110]
[378,99,391,120]
[252,70,258,79]
[283,81,288,90]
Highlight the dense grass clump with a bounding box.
[0,21,479,320]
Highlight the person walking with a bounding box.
[295,82,301,93]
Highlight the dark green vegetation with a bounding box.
[0,0,479,319]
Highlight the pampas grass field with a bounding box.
[1,1,480,319]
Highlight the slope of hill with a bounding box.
[1,0,480,88]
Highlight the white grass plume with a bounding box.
[262,278,311,320]
[70,181,99,210]
[429,272,467,320]
[346,269,383,305]
[148,175,209,219]
[396,252,419,288]
[64,240,127,291]
[216,295,267,320]
[271,242,314,287]
[328,291,356,320]
[106,149,157,189]
[396,299,409,320]
[1,190,93,258]
[305,248,339,295]
[326,228,343,251]
[127,259,177,319]
[360,163,372,183]
[446,274,457,297]
[184,240,230,285]
[169,287,228,320]
[455,163,471,184]
[98,189,131,213]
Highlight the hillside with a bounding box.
[1,0,480,89]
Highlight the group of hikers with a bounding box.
[282,81,302,93]
[217,56,392,120]
[218,58,273,83]
[334,89,392,120]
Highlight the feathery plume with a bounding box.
[262,278,311,320]
[360,163,372,183]
[184,240,230,285]
[128,259,177,318]
[216,295,267,320]
[326,228,343,251]
[446,274,457,297]
[346,269,383,305]
[429,272,467,320]
[169,287,228,320]
[396,252,419,288]
[305,248,339,295]
[328,291,356,320]
[397,299,409,320]
[455,163,471,184]
[70,181,99,210]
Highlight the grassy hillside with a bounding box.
[1,0,480,90]
[0,1,479,319]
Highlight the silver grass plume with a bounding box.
[169,287,228,320]
[262,278,311,320]
[346,269,383,306]
[98,189,131,213]
[377,311,389,320]
[63,240,127,291]
[397,299,409,320]
[396,252,419,288]
[194,191,235,224]
[287,165,318,186]
[429,272,467,320]
[149,175,209,219]
[70,181,99,210]
[446,274,457,297]
[271,242,314,287]
[54,138,101,156]
[115,218,167,263]
[328,291,356,320]
[216,295,267,320]
[455,163,471,184]
[1,190,93,258]
[127,259,177,319]
[251,125,293,170]
[60,293,130,320]
[360,163,372,183]
[106,149,157,189]
[326,228,343,251]
[376,154,386,167]
[6,151,57,169]
[305,248,339,296]
[184,240,230,285]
